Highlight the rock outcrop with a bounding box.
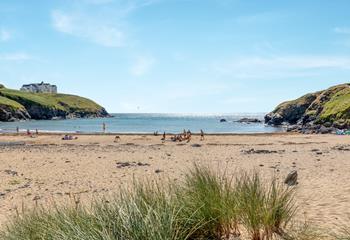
[265,83,350,132]
[0,104,30,122]
[0,85,109,122]
[284,170,298,186]
[237,118,262,123]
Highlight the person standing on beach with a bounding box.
[16,127,19,134]
[200,129,205,141]
[102,123,106,133]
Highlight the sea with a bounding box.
[0,113,283,134]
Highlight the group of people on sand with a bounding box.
[161,129,205,143]
[172,129,192,142]
[23,128,39,138]
[62,135,78,140]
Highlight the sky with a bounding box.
[1,0,350,113]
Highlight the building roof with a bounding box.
[22,82,57,87]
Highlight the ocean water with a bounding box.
[0,113,283,134]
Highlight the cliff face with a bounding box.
[0,96,30,121]
[265,83,350,131]
[0,86,109,122]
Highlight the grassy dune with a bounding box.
[4,165,347,240]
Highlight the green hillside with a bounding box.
[0,86,109,121]
[265,83,350,129]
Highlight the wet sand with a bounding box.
[0,133,349,232]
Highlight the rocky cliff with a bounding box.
[265,83,350,133]
[0,85,109,122]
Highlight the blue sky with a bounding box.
[1,0,350,113]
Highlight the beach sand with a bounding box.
[0,133,349,232]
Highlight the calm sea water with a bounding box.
[0,113,282,134]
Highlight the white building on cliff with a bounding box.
[20,82,57,93]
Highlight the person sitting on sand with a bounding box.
[170,134,177,142]
[62,135,78,140]
[114,136,120,142]
[200,129,205,141]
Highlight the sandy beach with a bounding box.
[0,133,349,232]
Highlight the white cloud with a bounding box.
[51,0,160,47]
[52,10,125,47]
[211,55,350,79]
[0,29,11,42]
[0,53,31,61]
[129,55,155,76]
[334,27,350,34]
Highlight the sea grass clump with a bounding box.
[0,165,298,240]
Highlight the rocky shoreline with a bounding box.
[265,83,350,134]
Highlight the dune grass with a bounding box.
[335,226,350,240]
[0,165,302,240]
[175,165,240,239]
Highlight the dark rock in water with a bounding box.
[284,170,298,186]
[219,119,227,122]
[265,83,350,132]
[265,113,285,126]
[237,118,262,123]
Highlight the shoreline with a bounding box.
[0,131,294,136]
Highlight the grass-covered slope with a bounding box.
[0,96,30,121]
[265,83,350,129]
[0,86,109,121]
